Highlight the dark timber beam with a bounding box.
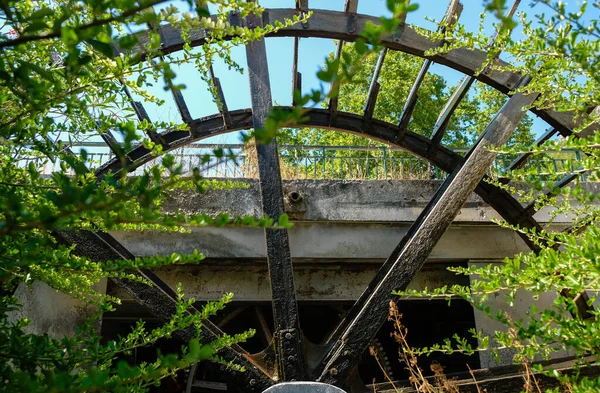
[508,127,557,171]
[428,75,474,149]
[120,80,163,144]
[245,13,307,382]
[508,106,598,174]
[521,172,579,217]
[344,0,358,13]
[146,11,193,126]
[95,118,123,158]
[363,48,386,121]
[292,36,302,106]
[513,105,600,214]
[171,87,193,124]
[99,129,121,154]
[54,230,274,392]
[398,0,463,136]
[208,65,232,128]
[328,0,359,121]
[315,90,538,388]
[429,0,520,152]
[296,0,308,12]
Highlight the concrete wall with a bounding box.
[111,223,531,261]
[9,280,106,339]
[20,180,594,369]
[468,262,572,368]
[118,180,573,262]
[109,262,468,302]
[162,179,600,224]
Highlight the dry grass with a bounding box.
[369,302,559,393]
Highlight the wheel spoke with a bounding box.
[245,12,307,381]
[314,90,537,387]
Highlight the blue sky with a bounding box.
[122,0,588,145]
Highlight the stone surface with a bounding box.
[468,261,573,368]
[108,261,469,302]
[262,382,347,393]
[8,280,106,338]
[111,222,533,261]
[162,179,600,224]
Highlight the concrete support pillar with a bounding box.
[8,279,107,338]
[468,261,572,368]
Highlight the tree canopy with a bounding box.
[1,0,600,392]
[279,46,534,150]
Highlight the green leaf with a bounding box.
[278,213,290,228]
[86,39,115,58]
[23,22,48,34]
[61,27,78,46]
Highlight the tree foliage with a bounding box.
[392,2,600,392]
[281,47,534,149]
[2,0,600,391]
[0,0,300,391]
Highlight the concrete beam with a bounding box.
[111,223,533,261]
[162,180,600,225]
[468,261,574,368]
[108,262,468,302]
[8,280,107,338]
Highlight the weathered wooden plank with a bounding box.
[328,1,358,120]
[362,82,380,122]
[111,7,599,136]
[132,100,151,123]
[429,0,519,151]
[429,76,475,149]
[171,87,193,124]
[328,43,344,120]
[316,92,537,388]
[512,106,599,207]
[208,66,232,128]
[522,172,579,216]
[344,0,358,13]
[398,0,463,136]
[292,37,301,106]
[124,87,162,144]
[214,77,232,128]
[508,127,557,171]
[245,16,307,381]
[146,12,194,126]
[363,48,386,120]
[99,129,122,156]
[296,0,308,11]
[397,90,418,136]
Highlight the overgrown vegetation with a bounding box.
[390,1,600,392]
[2,0,600,392]
[0,0,300,391]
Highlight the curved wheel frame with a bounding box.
[59,3,598,392]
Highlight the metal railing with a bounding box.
[22,143,586,182]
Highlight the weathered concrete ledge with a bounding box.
[112,180,598,262]
[163,179,600,224]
